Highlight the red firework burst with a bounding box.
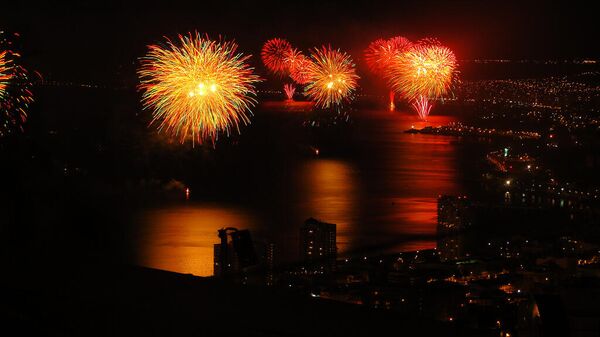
[364,36,412,110]
[261,38,293,76]
[286,52,313,84]
[364,36,412,76]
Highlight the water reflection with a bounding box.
[134,110,463,276]
[135,205,256,276]
[349,112,461,252]
[295,159,359,254]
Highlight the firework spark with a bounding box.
[388,40,457,119]
[261,38,293,76]
[1,35,33,137]
[138,33,260,144]
[304,46,359,108]
[284,83,296,100]
[411,95,432,120]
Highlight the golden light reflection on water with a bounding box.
[135,205,256,276]
[295,159,359,254]
[134,112,462,275]
[391,197,439,233]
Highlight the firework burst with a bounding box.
[304,46,359,108]
[284,48,313,84]
[289,56,313,85]
[261,38,293,76]
[1,35,33,137]
[138,33,260,144]
[388,40,457,119]
[389,41,457,100]
[364,36,412,110]
[364,36,412,76]
[283,48,303,71]
[0,51,12,99]
[0,51,10,99]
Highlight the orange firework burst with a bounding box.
[304,46,359,108]
[0,51,10,99]
[284,48,313,84]
[1,34,34,137]
[261,38,293,76]
[389,41,457,100]
[388,40,457,120]
[138,33,260,145]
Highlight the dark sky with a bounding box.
[2,0,597,83]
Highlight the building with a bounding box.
[437,195,472,262]
[214,228,257,277]
[214,228,275,285]
[300,218,337,270]
[214,241,240,277]
[437,195,472,234]
[256,242,276,285]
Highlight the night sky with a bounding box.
[2,0,597,83]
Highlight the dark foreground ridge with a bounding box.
[2,264,457,337]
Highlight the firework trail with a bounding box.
[1,33,33,137]
[138,33,260,145]
[261,38,293,77]
[284,83,296,100]
[411,95,432,120]
[304,46,359,109]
